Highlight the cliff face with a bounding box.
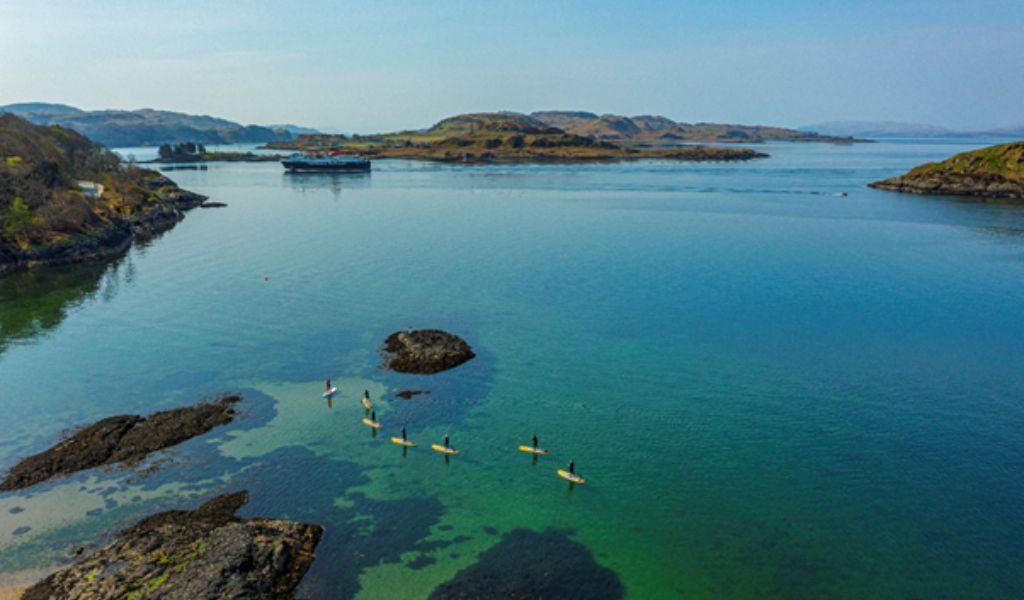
[869,142,1024,200]
[0,114,207,275]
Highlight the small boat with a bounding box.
[282,152,370,173]
[557,469,585,484]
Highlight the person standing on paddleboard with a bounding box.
[363,389,369,401]
[532,433,539,449]
[444,433,450,449]
[568,459,575,474]
[371,410,377,424]
[325,378,331,391]
[401,426,407,442]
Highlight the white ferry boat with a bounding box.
[281,152,370,172]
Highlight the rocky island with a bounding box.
[266,112,771,163]
[0,395,240,491]
[21,491,322,600]
[869,142,1024,201]
[153,142,285,164]
[0,114,209,276]
[382,329,475,374]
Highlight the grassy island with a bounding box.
[870,142,1024,201]
[266,112,772,163]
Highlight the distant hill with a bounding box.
[427,112,562,136]
[869,142,1024,201]
[802,120,1024,139]
[528,111,600,129]
[529,111,858,144]
[266,123,321,136]
[0,103,316,147]
[0,113,206,274]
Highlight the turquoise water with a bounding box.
[2,141,1024,598]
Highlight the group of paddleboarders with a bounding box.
[326,382,581,481]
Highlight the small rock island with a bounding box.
[21,491,322,600]
[382,329,475,374]
[0,395,240,491]
[869,141,1024,201]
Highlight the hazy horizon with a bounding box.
[2,0,1022,133]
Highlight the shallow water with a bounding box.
[2,140,1024,598]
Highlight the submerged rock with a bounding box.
[21,491,322,600]
[0,395,240,491]
[395,390,430,399]
[382,330,475,375]
[429,528,624,600]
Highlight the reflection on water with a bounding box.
[0,258,130,354]
[283,171,372,198]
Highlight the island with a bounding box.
[0,114,208,275]
[265,112,772,163]
[869,142,1024,201]
[153,142,285,164]
[21,491,322,600]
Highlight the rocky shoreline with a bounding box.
[21,491,322,600]
[0,172,206,277]
[0,395,240,491]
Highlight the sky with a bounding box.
[1,0,1022,133]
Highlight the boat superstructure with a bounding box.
[282,152,370,172]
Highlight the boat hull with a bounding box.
[282,160,370,172]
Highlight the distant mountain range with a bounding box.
[527,111,858,143]
[800,120,1024,139]
[0,103,320,147]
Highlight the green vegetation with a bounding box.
[869,142,1024,200]
[153,142,283,163]
[1,113,204,271]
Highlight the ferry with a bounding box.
[281,151,370,173]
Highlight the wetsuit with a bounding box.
[568,460,575,474]
[444,434,450,449]
[371,410,376,423]
[401,427,407,441]
[532,434,538,449]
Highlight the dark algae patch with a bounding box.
[382,329,476,374]
[429,529,624,600]
[21,491,322,600]
[0,395,240,491]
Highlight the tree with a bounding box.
[3,197,40,249]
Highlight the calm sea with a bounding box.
[1,140,1023,598]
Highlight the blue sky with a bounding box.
[1,0,1022,132]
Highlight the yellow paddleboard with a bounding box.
[557,469,584,484]
[391,437,416,447]
[361,418,383,429]
[519,445,549,455]
[362,397,374,410]
[431,444,459,455]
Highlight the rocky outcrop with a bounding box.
[21,491,322,600]
[869,142,1024,200]
[382,330,475,374]
[0,395,240,491]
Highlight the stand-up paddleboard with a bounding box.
[391,437,416,447]
[323,387,337,398]
[362,397,373,410]
[431,444,458,455]
[362,418,383,429]
[557,469,584,484]
[519,445,549,455]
